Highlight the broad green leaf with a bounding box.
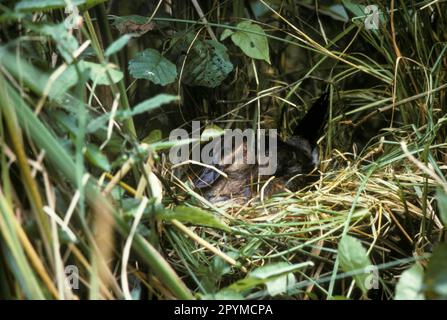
[181,39,234,88]
[132,94,178,115]
[211,254,237,278]
[105,34,135,57]
[52,111,111,172]
[425,244,447,299]
[85,144,111,171]
[49,61,123,99]
[228,262,310,293]
[15,0,106,12]
[56,61,123,86]
[328,4,349,22]
[265,273,296,297]
[228,21,270,64]
[48,66,79,99]
[436,189,447,227]
[39,23,79,63]
[395,263,425,300]
[341,0,365,20]
[227,275,273,293]
[338,235,373,294]
[80,61,123,85]
[157,206,230,231]
[129,49,177,86]
[85,111,118,133]
[52,110,78,134]
[142,130,162,144]
[250,262,309,279]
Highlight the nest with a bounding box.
[159,147,444,299]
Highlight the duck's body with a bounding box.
[195,135,317,203]
[195,91,329,203]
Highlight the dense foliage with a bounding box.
[0,0,446,300]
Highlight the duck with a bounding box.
[195,90,329,203]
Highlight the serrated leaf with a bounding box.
[395,263,425,300]
[105,34,135,57]
[338,235,373,294]
[436,189,447,227]
[229,21,270,64]
[425,243,447,299]
[181,39,233,88]
[157,205,229,231]
[129,49,177,86]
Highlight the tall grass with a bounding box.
[0,0,446,300]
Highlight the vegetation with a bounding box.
[0,0,446,300]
